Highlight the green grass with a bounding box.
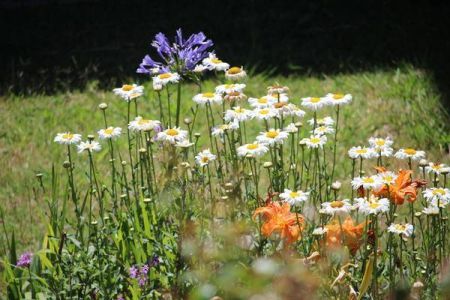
[0,64,448,256]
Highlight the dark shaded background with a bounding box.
[1,0,450,105]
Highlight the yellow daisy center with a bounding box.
[273,102,285,109]
[259,109,269,115]
[62,133,74,140]
[166,129,179,136]
[104,128,114,135]
[363,177,375,184]
[228,91,240,97]
[433,188,445,195]
[355,149,367,154]
[310,137,321,144]
[258,97,268,103]
[266,131,279,139]
[138,119,150,125]
[159,73,172,79]
[310,97,321,103]
[333,93,344,99]
[394,224,406,231]
[289,192,299,198]
[202,92,215,98]
[228,67,241,74]
[201,157,209,163]
[375,140,385,146]
[211,58,223,64]
[247,144,259,150]
[330,201,344,208]
[369,202,380,209]
[404,148,417,155]
[122,84,134,91]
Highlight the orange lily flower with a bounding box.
[373,169,426,205]
[325,217,366,255]
[253,202,305,244]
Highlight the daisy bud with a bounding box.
[419,159,428,168]
[331,181,342,191]
[121,161,127,166]
[412,281,424,291]
[221,196,229,201]
[87,134,95,141]
[143,198,152,203]
[63,161,71,168]
[184,118,192,125]
[91,220,98,225]
[194,132,201,138]
[415,212,422,217]
[104,216,109,221]
[153,82,163,91]
[35,173,43,178]
[98,103,108,110]
[225,182,233,188]
[120,194,127,199]
[139,148,147,154]
[295,122,303,128]
[181,162,191,168]
[442,169,450,175]
[263,161,273,168]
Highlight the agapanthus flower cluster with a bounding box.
[137,29,213,75]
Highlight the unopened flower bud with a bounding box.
[184,118,192,125]
[221,196,229,201]
[153,82,163,91]
[63,161,71,168]
[194,132,201,138]
[91,220,98,225]
[263,162,273,168]
[121,161,127,166]
[36,173,43,178]
[143,198,152,203]
[87,135,95,141]
[331,181,342,191]
[98,103,108,110]
[419,159,428,168]
[139,148,147,154]
[295,122,303,128]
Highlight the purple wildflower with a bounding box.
[137,29,213,75]
[129,265,139,279]
[117,295,125,300]
[150,255,160,267]
[17,251,33,268]
[138,275,148,288]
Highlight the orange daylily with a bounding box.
[373,169,426,205]
[325,217,366,255]
[253,202,305,245]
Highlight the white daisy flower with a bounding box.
[422,206,440,215]
[152,72,181,86]
[256,129,289,146]
[195,149,217,167]
[312,227,328,236]
[98,127,122,140]
[113,84,144,101]
[248,96,276,108]
[301,96,329,110]
[237,142,269,157]
[325,93,352,106]
[351,175,383,191]
[425,162,450,175]
[54,132,82,145]
[321,199,353,216]
[224,106,252,122]
[267,85,289,95]
[395,148,426,161]
[312,125,334,136]
[215,83,246,94]
[175,139,194,148]
[193,64,207,73]
[278,103,305,118]
[368,137,394,149]
[156,127,188,144]
[212,124,230,137]
[128,117,161,132]
[202,53,230,71]
[77,140,101,153]
[423,188,450,203]
[307,116,334,127]
[251,107,278,120]
[192,92,223,105]
[301,135,327,149]
[279,189,309,206]
[348,146,376,159]
[224,91,247,102]
[225,66,247,81]
[372,146,394,157]
[388,223,414,237]
[355,196,389,215]
[377,171,397,185]
[284,123,298,133]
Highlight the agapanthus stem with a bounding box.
[175,81,182,127]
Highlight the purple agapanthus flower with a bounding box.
[137,29,213,75]
[17,251,33,268]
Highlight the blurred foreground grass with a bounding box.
[0,64,449,256]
